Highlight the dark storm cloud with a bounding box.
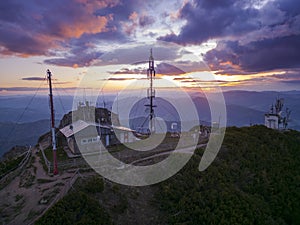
[270,71,300,84]
[44,29,129,67]
[0,0,133,58]
[108,78,135,81]
[173,60,209,73]
[21,77,45,81]
[139,15,155,27]
[277,0,300,16]
[159,0,259,45]
[205,35,300,73]
[0,87,46,92]
[44,50,104,67]
[159,0,300,74]
[44,39,103,68]
[159,0,299,45]
[93,44,181,66]
[156,63,185,75]
[281,79,300,84]
[110,62,185,76]
[272,71,300,80]
[0,86,77,92]
[173,77,232,84]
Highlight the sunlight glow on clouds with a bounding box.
[0,0,299,93]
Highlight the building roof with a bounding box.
[59,120,90,138]
[112,125,134,132]
[60,120,135,138]
[265,113,279,117]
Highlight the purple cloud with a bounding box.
[0,0,130,57]
[110,62,185,76]
[156,63,185,75]
[21,77,45,81]
[92,44,181,67]
[159,0,300,45]
[205,35,300,73]
[108,78,135,81]
[158,0,300,74]
[110,68,147,75]
[139,15,155,27]
[44,50,104,67]
[159,0,259,45]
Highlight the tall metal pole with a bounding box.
[47,69,58,175]
[145,49,156,133]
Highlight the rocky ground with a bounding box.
[0,147,77,225]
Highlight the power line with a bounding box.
[0,78,47,148]
[53,84,68,116]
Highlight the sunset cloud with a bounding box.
[159,0,300,74]
[1,0,300,92]
[108,78,135,81]
[21,77,45,81]
[204,35,300,74]
[0,0,121,57]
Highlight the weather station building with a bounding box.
[265,113,279,129]
[59,101,137,155]
[60,120,137,155]
[264,98,291,130]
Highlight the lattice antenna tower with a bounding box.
[145,49,157,133]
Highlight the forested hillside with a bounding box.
[36,126,300,225]
[156,126,300,224]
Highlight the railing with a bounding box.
[0,146,31,182]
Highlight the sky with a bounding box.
[0,0,300,95]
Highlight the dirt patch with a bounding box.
[0,147,76,225]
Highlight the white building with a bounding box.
[60,120,137,155]
[264,113,279,129]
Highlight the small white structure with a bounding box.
[60,120,137,155]
[264,98,292,130]
[265,113,279,129]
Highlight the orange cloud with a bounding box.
[129,11,139,21]
[61,15,109,38]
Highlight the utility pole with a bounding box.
[47,69,58,175]
[145,49,156,133]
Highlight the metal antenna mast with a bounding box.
[47,69,58,175]
[145,49,156,133]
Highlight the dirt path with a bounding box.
[0,147,75,225]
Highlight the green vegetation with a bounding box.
[27,155,35,168]
[38,146,70,173]
[39,188,60,205]
[34,126,300,225]
[26,209,41,222]
[13,198,25,214]
[79,176,104,194]
[0,155,24,177]
[19,170,35,188]
[15,194,24,202]
[155,126,300,224]
[43,147,69,162]
[36,191,112,225]
[36,176,112,225]
[37,178,54,184]
[38,157,48,173]
[54,182,65,187]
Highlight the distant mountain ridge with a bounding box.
[0,90,299,156]
[0,120,58,157]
